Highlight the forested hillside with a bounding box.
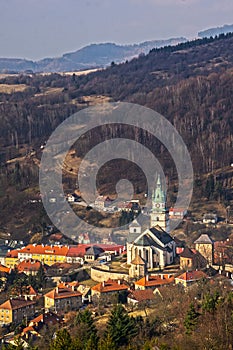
[0,33,233,235]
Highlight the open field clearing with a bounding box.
[0,83,28,93]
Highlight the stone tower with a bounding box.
[129,254,147,278]
[194,234,214,266]
[150,175,170,233]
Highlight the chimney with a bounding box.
[55,287,59,294]
[102,281,105,287]
[118,280,121,285]
[146,275,149,281]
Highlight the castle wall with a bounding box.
[91,266,129,282]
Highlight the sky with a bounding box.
[0,0,233,60]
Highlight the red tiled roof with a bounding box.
[17,259,41,273]
[67,244,124,257]
[0,264,10,273]
[22,326,36,334]
[44,287,81,300]
[30,314,43,324]
[92,279,128,293]
[19,244,69,256]
[6,250,19,258]
[135,274,174,288]
[0,298,36,310]
[176,270,208,282]
[128,289,155,302]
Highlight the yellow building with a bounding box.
[0,298,36,325]
[5,250,19,269]
[18,245,69,266]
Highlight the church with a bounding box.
[127,176,176,276]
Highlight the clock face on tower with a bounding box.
[155,203,160,208]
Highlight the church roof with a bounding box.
[134,235,153,247]
[150,226,173,245]
[194,234,213,245]
[127,232,140,243]
[131,255,146,265]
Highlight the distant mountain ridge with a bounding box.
[198,24,233,38]
[0,38,186,73]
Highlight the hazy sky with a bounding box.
[0,0,232,60]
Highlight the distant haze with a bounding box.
[0,0,233,60]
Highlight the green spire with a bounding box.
[152,175,166,205]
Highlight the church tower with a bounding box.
[150,175,170,233]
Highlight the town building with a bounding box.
[0,299,36,326]
[179,247,207,270]
[169,207,188,220]
[44,284,82,311]
[5,250,19,268]
[91,278,129,298]
[22,311,62,340]
[18,244,69,266]
[17,259,42,275]
[203,213,218,224]
[175,270,208,287]
[84,246,105,262]
[194,234,214,266]
[24,286,38,301]
[127,289,156,306]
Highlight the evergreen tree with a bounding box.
[105,304,137,348]
[75,309,98,349]
[98,334,116,350]
[49,329,73,350]
[36,263,46,289]
[184,303,200,335]
[202,292,220,314]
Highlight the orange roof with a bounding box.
[135,274,174,288]
[56,281,79,289]
[92,279,128,293]
[44,287,81,300]
[0,298,36,310]
[17,259,41,273]
[26,285,37,296]
[30,314,43,324]
[19,244,69,256]
[6,250,19,258]
[176,270,207,282]
[22,326,36,333]
[0,264,10,273]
